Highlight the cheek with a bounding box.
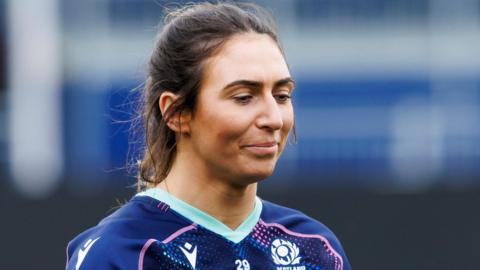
[282,106,295,134]
[197,107,250,149]
[213,121,238,143]
[278,107,294,152]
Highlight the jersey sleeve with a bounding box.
[66,236,116,270]
[66,234,144,270]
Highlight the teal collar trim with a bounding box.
[136,187,262,244]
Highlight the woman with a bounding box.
[66,2,351,269]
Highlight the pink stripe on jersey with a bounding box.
[138,224,196,269]
[161,223,197,244]
[259,219,344,270]
[138,239,157,270]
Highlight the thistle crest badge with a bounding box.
[271,239,301,266]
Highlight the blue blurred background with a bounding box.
[1,0,480,269]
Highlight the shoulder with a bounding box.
[260,199,333,234]
[260,199,351,270]
[65,196,191,270]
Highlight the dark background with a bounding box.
[2,180,480,270]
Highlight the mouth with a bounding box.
[242,142,279,156]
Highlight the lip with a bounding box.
[243,142,278,156]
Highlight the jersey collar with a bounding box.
[136,187,262,244]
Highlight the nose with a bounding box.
[256,95,283,131]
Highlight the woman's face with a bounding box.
[187,33,294,185]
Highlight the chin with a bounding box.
[228,168,274,188]
[229,158,278,185]
[241,165,276,182]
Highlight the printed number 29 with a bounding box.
[235,259,250,270]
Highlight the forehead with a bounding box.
[202,33,290,88]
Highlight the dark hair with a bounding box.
[137,1,291,191]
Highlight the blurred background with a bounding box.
[1,0,480,269]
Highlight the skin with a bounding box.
[158,33,295,230]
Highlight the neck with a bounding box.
[157,154,257,230]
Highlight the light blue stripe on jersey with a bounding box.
[136,187,262,244]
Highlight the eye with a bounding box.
[233,94,253,104]
[275,93,291,103]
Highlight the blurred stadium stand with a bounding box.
[1,0,480,269]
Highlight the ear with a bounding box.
[159,92,191,134]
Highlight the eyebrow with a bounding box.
[222,77,295,91]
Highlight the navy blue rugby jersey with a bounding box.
[66,188,351,270]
